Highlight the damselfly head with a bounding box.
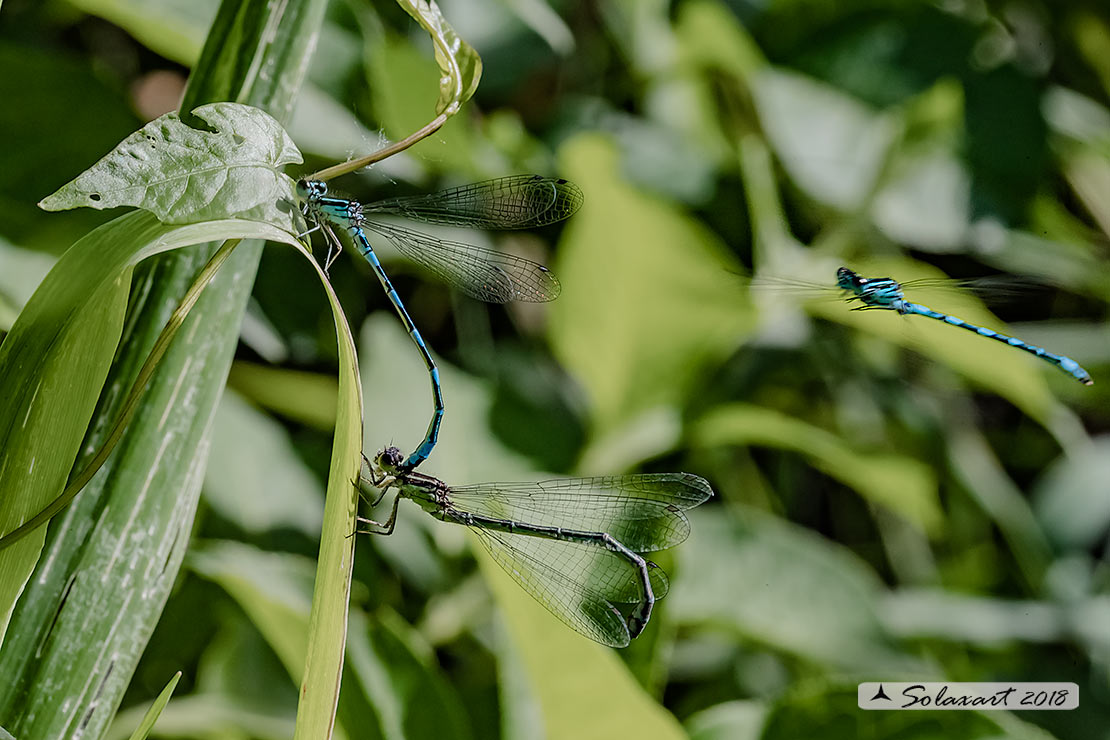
[836,267,862,291]
[295,179,327,201]
[374,446,405,475]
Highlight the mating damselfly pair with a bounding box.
[297,172,715,645]
[297,174,580,469]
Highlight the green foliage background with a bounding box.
[1,0,1109,738]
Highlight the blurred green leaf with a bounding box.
[676,0,765,83]
[0,239,55,331]
[871,148,970,251]
[108,694,295,740]
[203,389,325,535]
[685,700,767,740]
[0,42,140,219]
[551,134,753,436]
[66,0,218,65]
[228,361,340,430]
[478,545,687,740]
[189,540,315,680]
[693,403,942,534]
[881,589,1064,644]
[1033,437,1110,549]
[40,103,302,229]
[752,68,900,211]
[359,314,537,482]
[289,84,391,166]
[670,509,922,672]
[761,686,1059,740]
[366,34,476,173]
[342,610,474,740]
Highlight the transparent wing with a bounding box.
[446,473,713,552]
[753,272,1040,304]
[363,175,583,229]
[361,221,560,303]
[467,526,668,647]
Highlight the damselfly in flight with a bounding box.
[356,446,714,647]
[297,175,582,469]
[836,266,1092,385]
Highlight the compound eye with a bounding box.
[295,179,327,199]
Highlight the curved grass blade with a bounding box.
[306,0,482,182]
[398,0,481,116]
[126,672,182,740]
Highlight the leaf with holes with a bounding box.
[38,102,302,228]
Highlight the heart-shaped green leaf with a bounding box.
[39,102,301,228]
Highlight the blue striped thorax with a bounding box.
[838,267,908,313]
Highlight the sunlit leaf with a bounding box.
[396,0,482,115]
[39,102,301,228]
[550,134,753,436]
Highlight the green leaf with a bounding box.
[203,390,325,535]
[190,540,317,680]
[752,68,900,211]
[291,260,363,740]
[227,361,340,430]
[109,694,294,740]
[881,589,1064,644]
[0,214,290,639]
[0,217,301,738]
[39,102,302,228]
[669,509,922,672]
[478,545,688,740]
[692,403,943,534]
[550,134,753,436]
[1032,437,1110,549]
[396,0,482,115]
[0,240,55,331]
[685,700,768,740]
[761,686,1059,740]
[66,0,217,65]
[126,671,182,740]
[364,34,477,174]
[358,314,537,482]
[342,610,474,740]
